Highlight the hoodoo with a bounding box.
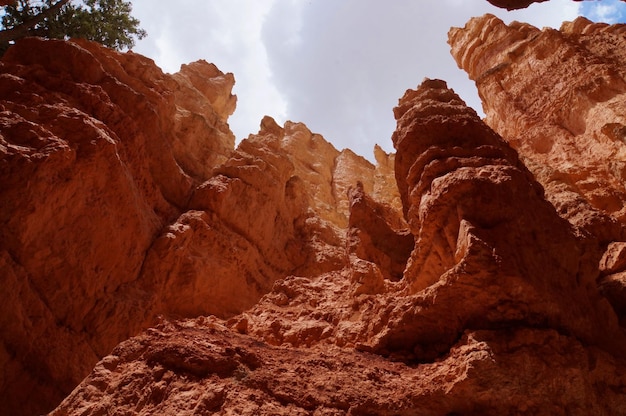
[2,5,626,416]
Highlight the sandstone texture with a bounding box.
[52,78,626,415]
[0,37,388,415]
[0,36,233,416]
[4,9,626,416]
[49,317,626,416]
[449,15,626,240]
[450,13,626,326]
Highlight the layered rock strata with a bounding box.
[449,13,626,325]
[450,15,626,239]
[0,37,391,415]
[5,11,626,416]
[1,37,235,416]
[376,79,624,360]
[52,79,626,415]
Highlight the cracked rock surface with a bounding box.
[3,9,626,416]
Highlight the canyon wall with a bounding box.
[0,37,394,415]
[449,14,626,325]
[51,77,626,416]
[2,8,626,416]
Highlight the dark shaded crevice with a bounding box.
[348,182,415,281]
[375,318,587,366]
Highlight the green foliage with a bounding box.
[1,0,146,50]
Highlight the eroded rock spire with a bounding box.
[373,79,624,361]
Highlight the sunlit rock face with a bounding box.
[5,13,626,416]
[0,36,234,416]
[450,15,626,241]
[450,14,626,325]
[53,77,626,415]
[0,37,390,415]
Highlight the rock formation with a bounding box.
[449,13,626,327]
[487,0,549,10]
[4,9,626,416]
[50,76,626,416]
[0,36,233,416]
[0,37,389,415]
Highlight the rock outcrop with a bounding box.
[486,0,626,10]
[5,10,626,416]
[0,37,389,415]
[49,316,626,416]
[0,36,235,416]
[374,79,624,360]
[51,76,626,415]
[450,13,626,327]
[487,0,549,10]
[450,15,626,239]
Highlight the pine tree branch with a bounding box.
[0,0,70,44]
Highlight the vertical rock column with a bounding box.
[370,78,624,360]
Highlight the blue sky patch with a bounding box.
[580,0,626,23]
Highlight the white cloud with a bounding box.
[595,4,620,21]
[130,0,583,160]
[261,0,581,157]
[131,0,287,142]
[583,1,623,23]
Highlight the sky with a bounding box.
[130,0,626,161]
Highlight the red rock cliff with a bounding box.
[3,11,626,416]
[0,37,394,415]
[450,14,626,326]
[50,76,626,416]
[0,36,233,415]
[37,58,626,416]
[450,15,626,238]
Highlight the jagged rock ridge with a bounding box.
[0,37,396,415]
[1,10,626,416]
[449,14,626,325]
[50,75,626,415]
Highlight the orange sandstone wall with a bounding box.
[0,37,392,415]
[3,9,626,416]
